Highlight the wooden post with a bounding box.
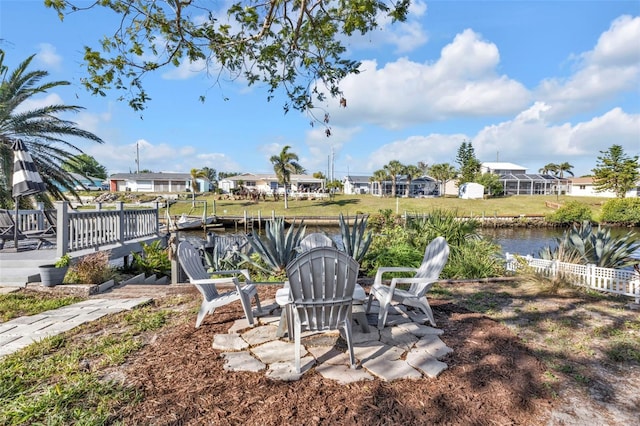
[56,201,69,258]
[116,202,125,244]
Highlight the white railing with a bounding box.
[506,253,640,303]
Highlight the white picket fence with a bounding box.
[505,253,640,303]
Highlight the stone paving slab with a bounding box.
[221,351,265,372]
[216,300,454,383]
[0,297,153,359]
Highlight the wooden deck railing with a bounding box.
[10,201,161,257]
[58,201,160,256]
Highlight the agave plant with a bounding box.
[245,218,306,275]
[338,213,372,263]
[540,221,639,269]
[203,246,245,272]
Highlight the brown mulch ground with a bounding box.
[111,287,554,425]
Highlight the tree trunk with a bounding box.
[284,184,289,209]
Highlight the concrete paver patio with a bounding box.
[213,298,452,383]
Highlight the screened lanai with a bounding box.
[500,173,566,195]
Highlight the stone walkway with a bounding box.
[0,297,152,358]
[213,299,453,383]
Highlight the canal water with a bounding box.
[181,226,640,260]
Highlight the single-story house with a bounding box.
[342,175,371,195]
[108,172,212,193]
[567,177,639,198]
[218,173,324,194]
[370,176,438,197]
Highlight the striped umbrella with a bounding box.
[12,139,46,249]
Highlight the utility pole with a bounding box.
[331,147,335,183]
[136,141,140,173]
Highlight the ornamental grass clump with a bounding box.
[64,251,114,284]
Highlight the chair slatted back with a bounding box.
[0,210,16,230]
[412,236,450,295]
[177,241,219,299]
[287,247,359,331]
[298,233,335,252]
[42,210,58,235]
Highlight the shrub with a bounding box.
[444,239,506,279]
[406,208,480,248]
[600,198,640,226]
[545,201,592,224]
[361,241,423,277]
[368,209,403,233]
[64,251,114,284]
[131,241,171,277]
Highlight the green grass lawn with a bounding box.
[162,193,608,219]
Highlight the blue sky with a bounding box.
[1,0,639,179]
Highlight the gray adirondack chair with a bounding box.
[0,209,55,249]
[286,247,359,373]
[177,240,261,328]
[298,232,335,252]
[367,236,449,329]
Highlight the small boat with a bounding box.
[173,213,215,230]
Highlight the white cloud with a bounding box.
[73,110,112,134]
[365,133,468,171]
[536,15,640,120]
[15,93,64,114]
[472,107,640,175]
[162,58,207,80]
[302,125,361,173]
[358,106,639,177]
[35,43,62,71]
[326,29,530,129]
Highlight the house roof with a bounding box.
[344,175,371,184]
[221,173,322,183]
[568,177,595,184]
[500,173,565,181]
[482,162,527,171]
[110,172,191,180]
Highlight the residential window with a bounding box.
[579,185,586,190]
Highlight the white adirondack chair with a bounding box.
[177,240,261,328]
[367,236,449,329]
[286,247,359,373]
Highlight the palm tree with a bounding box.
[403,164,421,197]
[429,163,458,197]
[369,169,389,196]
[556,162,574,178]
[417,161,429,176]
[270,145,304,209]
[383,160,404,197]
[189,168,208,205]
[0,51,104,208]
[201,166,217,190]
[538,163,558,175]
